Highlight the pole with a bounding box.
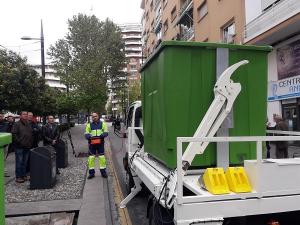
[127,78,130,108]
[40,20,45,79]
[41,20,47,124]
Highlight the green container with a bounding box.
[141,41,272,169]
[0,133,11,225]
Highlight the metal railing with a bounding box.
[154,0,161,10]
[179,0,193,16]
[176,134,300,205]
[154,14,162,33]
[244,0,300,42]
[180,27,194,41]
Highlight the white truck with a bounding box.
[120,61,300,225]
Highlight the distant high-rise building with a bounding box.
[107,23,142,116]
[119,23,143,81]
[31,64,66,90]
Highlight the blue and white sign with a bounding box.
[268,75,300,101]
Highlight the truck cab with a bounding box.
[126,101,143,152]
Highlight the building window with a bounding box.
[163,19,168,33]
[130,64,137,70]
[197,1,208,22]
[171,6,177,22]
[222,22,235,43]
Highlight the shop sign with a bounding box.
[268,75,300,101]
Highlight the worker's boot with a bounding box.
[87,174,95,179]
[100,169,108,178]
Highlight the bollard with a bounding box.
[0,133,12,225]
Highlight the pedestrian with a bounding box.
[27,112,40,175]
[273,114,289,159]
[28,112,40,148]
[42,115,60,174]
[6,115,15,133]
[114,116,121,133]
[11,111,33,183]
[0,113,8,132]
[6,114,15,159]
[85,112,109,179]
[266,118,272,158]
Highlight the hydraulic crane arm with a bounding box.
[182,60,249,171]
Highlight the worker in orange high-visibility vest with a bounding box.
[85,112,108,179]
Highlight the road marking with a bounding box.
[106,143,133,225]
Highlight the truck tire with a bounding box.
[148,197,174,225]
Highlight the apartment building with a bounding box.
[31,64,66,90]
[141,0,246,57]
[244,0,300,131]
[108,23,143,116]
[119,23,143,81]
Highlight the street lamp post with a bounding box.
[21,20,45,79]
[21,20,46,123]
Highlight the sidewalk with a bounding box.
[4,124,119,225]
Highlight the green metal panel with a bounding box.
[141,41,271,169]
[0,133,12,225]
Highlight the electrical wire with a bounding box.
[2,41,40,48]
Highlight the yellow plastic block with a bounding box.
[225,167,252,193]
[202,168,230,195]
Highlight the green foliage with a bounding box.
[0,49,57,115]
[56,91,78,115]
[48,14,126,112]
[129,80,141,104]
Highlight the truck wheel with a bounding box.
[148,198,174,225]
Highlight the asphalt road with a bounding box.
[108,126,149,225]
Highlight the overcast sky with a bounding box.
[0,0,142,64]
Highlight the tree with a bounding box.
[0,49,57,115]
[129,80,141,104]
[48,39,74,91]
[48,14,126,113]
[56,91,78,115]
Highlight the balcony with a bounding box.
[125,47,142,52]
[45,74,60,81]
[179,0,193,17]
[122,34,142,39]
[154,18,162,34]
[180,26,194,41]
[125,41,142,45]
[154,0,161,10]
[126,52,143,58]
[244,0,300,44]
[154,2,162,34]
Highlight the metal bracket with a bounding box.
[120,178,142,209]
[182,60,249,169]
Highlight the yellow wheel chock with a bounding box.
[225,167,252,193]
